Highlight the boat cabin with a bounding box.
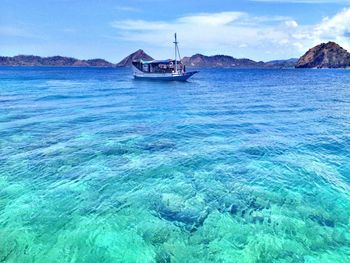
[132,59,185,74]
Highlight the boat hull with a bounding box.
[133,71,198,81]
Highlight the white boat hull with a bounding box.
[133,66,197,81]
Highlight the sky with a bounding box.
[1,0,350,62]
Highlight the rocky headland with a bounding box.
[296,42,350,68]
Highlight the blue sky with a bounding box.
[1,0,350,62]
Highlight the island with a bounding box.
[296,42,350,68]
[0,55,115,67]
[1,42,349,69]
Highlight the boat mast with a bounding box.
[174,33,178,73]
[173,33,182,73]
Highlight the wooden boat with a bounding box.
[132,34,198,81]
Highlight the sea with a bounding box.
[0,67,350,262]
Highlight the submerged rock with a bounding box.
[309,214,335,228]
[141,140,176,152]
[155,250,171,263]
[155,193,209,232]
[100,145,129,156]
[222,194,272,225]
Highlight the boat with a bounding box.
[132,34,198,81]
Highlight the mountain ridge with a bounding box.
[182,54,297,68]
[0,55,115,67]
[4,42,349,69]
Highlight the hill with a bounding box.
[296,42,350,68]
[116,49,153,67]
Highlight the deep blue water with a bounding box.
[0,67,350,262]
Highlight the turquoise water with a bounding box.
[1,67,350,262]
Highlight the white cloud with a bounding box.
[112,20,170,31]
[291,8,350,51]
[285,20,298,28]
[111,8,350,60]
[313,8,350,49]
[114,5,141,13]
[177,12,245,26]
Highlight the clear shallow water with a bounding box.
[0,67,350,263]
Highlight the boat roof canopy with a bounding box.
[134,59,178,65]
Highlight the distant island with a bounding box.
[182,54,298,68]
[1,41,349,69]
[0,53,298,68]
[0,55,114,67]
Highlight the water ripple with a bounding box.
[0,67,350,262]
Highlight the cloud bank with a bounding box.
[112,8,350,60]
